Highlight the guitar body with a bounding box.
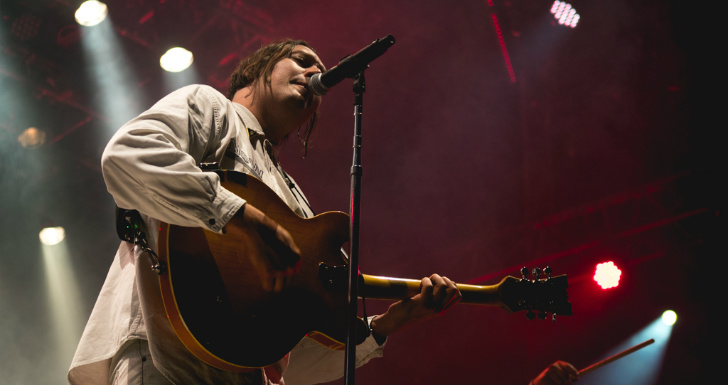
[156,171,572,372]
[157,171,367,372]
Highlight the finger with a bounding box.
[563,361,578,375]
[264,239,300,272]
[429,274,453,311]
[440,277,461,312]
[562,362,579,382]
[273,274,286,293]
[553,361,578,381]
[274,228,301,269]
[548,363,575,384]
[255,218,300,269]
[420,276,435,293]
[419,277,435,307]
[542,370,562,385]
[261,275,274,292]
[285,264,299,278]
[429,273,444,284]
[429,273,445,292]
[276,225,301,255]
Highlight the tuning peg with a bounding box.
[532,267,543,281]
[538,311,548,320]
[526,310,536,320]
[544,266,553,279]
[521,267,529,280]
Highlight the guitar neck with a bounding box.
[360,274,513,309]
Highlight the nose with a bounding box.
[304,65,322,78]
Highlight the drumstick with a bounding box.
[578,338,655,375]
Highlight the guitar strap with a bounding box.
[115,205,165,274]
[115,205,144,243]
[277,165,316,217]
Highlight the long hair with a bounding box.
[227,39,318,156]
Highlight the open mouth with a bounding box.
[293,81,309,92]
[292,82,312,101]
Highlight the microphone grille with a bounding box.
[308,73,328,96]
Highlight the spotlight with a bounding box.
[661,310,677,326]
[39,226,66,245]
[75,1,108,27]
[550,1,580,28]
[594,261,621,289]
[18,127,47,149]
[160,47,194,73]
[11,14,42,41]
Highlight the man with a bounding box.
[68,39,462,385]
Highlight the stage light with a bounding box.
[661,310,677,326]
[39,226,66,245]
[485,0,516,82]
[18,127,47,149]
[594,261,621,289]
[160,47,194,73]
[550,1,580,28]
[579,315,673,385]
[42,241,84,375]
[10,13,42,41]
[75,1,108,27]
[80,13,142,129]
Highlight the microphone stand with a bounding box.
[344,70,366,385]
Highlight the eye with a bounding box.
[290,53,323,72]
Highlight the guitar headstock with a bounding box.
[498,266,573,321]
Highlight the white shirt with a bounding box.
[68,85,384,385]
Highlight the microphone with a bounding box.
[308,35,395,96]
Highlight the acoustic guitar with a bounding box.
[155,170,572,372]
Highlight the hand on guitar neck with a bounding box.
[225,203,302,292]
[369,274,462,338]
[530,361,578,385]
[227,201,463,338]
[225,199,464,338]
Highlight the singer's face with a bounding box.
[264,45,325,133]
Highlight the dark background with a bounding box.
[0,1,720,384]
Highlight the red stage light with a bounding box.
[594,261,621,289]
